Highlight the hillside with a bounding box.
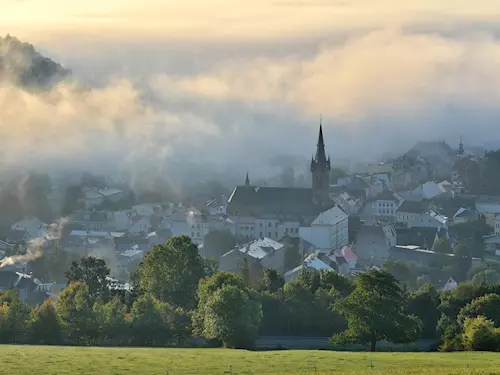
[0,346,499,375]
[0,34,70,89]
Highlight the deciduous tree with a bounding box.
[333,270,422,351]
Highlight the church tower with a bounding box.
[310,123,331,204]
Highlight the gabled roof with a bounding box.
[311,205,347,226]
[398,200,430,214]
[396,227,438,248]
[225,237,284,260]
[374,190,399,201]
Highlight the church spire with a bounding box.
[315,123,327,166]
[245,171,250,186]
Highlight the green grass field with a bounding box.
[1,346,499,375]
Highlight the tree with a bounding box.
[259,269,285,293]
[133,236,205,309]
[26,299,62,345]
[462,316,500,351]
[383,260,416,288]
[203,230,239,260]
[333,270,422,351]
[65,256,111,302]
[129,294,172,346]
[319,270,352,296]
[193,272,248,338]
[284,244,302,272]
[458,293,500,327]
[433,237,452,254]
[93,296,129,345]
[200,285,262,348]
[0,293,30,343]
[472,269,500,285]
[408,284,440,339]
[56,282,97,345]
[453,244,473,282]
[62,185,83,215]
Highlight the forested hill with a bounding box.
[0,34,70,89]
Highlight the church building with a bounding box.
[226,125,335,223]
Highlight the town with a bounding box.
[1,123,499,304]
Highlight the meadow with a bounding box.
[1,346,500,375]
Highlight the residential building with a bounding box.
[219,237,286,276]
[406,211,448,230]
[128,216,150,236]
[453,208,477,226]
[389,245,482,269]
[396,201,430,227]
[80,187,124,209]
[495,215,500,237]
[411,181,450,201]
[10,217,47,240]
[354,225,395,265]
[69,210,111,231]
[299,205,348,251]
[372,190,402,221]
[284,252,334,283]
[475,196,500,227]
[332,192,362,216]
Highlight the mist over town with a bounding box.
[1,0,500,369]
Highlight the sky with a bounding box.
[1,0,500,183]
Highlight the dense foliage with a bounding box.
[1,235,500,351]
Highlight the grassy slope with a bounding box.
[1,346,499,375]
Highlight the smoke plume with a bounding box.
[0,217,68,269]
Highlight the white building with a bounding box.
[407,211,448,230]
[128,216,150,236]
[372,190,403,221]
[299,205,348,251]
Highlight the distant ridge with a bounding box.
[0,34,70,90]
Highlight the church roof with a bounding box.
[227,186,327,218]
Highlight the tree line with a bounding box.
[1,235,500,351]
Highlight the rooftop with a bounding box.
[231,237,284,260]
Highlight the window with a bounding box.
[268,232,271,237]
[191,232,194,237]
[295,228,299,234]
[197,232,200,238]
[275,232,278,238]
[285,228,288,233]
[260,232,263,237]
[268,222,271,227]
[275,222,278,228]
[260,223,262,227]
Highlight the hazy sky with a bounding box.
[1,0,500,181]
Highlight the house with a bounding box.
[133,203,163,217]
[10,217,47,240]
[69,210,111,231]
[279,235,318,260]
[299,205,348,251]
[111,210,135,232]
[80,187,123,209]
[206,198,227,216]
[6,229,30,245]
[332,192,362,216]
[219,237,286,276]
[441,277,458,292]
[372,190,403,221]
[453,208,477,226]
[483,235,500,256]
[396,227,441,249]
[354,225,395,265]
[284,252,334,283]
[128,216,150,236]
[389,245,482,268]
[397,201,430,227]
[0,270,44,303]
[332,245,359,274]
[476,196,500,227]
[411,181,450,200]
